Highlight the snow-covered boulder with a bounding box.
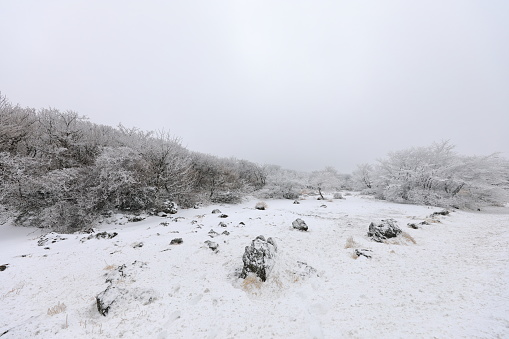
[204,240,219,251]
[211,209,221,214]
[292,218,308,231]
[240,235,277,282]
[96,285,127,316]
[367,219,402,242]
[161,201,178,214]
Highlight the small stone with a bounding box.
[219,214,228,218]
[292,218,308,231]
[204,240,219,251]
[170,238,183,245]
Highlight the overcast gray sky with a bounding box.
[1,1,508,173]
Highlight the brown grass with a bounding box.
[103,264,116,271]
[241,274,263,292]
[47,301,67,316]
[344,236,360,249]
[401,232,417,244]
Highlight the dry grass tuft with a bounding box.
[384,232,417,245]
[344,236,360,249]
[47,302,67,316]
[241,274,263,292]
[351,251,359,260]
[401,232,417,244]
[103,264,116,271]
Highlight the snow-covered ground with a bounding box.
[1,194,508,338]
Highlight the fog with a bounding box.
[1,1,508,172]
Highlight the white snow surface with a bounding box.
[1,194,509,338]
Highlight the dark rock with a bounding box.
[38,233,67,246]
[239,222,245,225]
[354,249,372,259]
[240,235,277,282]
[0,264,8,271]
[407,223,419,229]
[255,202,268,210]
[294,261,317,277]
[161,201,178,214]
[208,229,220,238]
[222,230,230,236]
[320,204,327,208]
[204,240,219,251]
[219,222,227,227]
[419,220,430,225]
[431,210,449,216]
[367,219,402,242]
[293,200,300,204]
[170,238,183,245]
[211,209,221,214]
[96,285,127,316]
[219,214,228,218]
[128,216,145,222]
[292,218,308,231]
[132,242,143,248]
[160,222,170,226]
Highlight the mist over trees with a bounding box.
[1,94,508,232]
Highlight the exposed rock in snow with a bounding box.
[38,233,67,246]
[128,216,145,222]
[294,261,317,277]
[0,264,8,271]
[80,231,118,242]
[354,249,373,259]
[170,238,183,245]
[367,219,402,242]
[160,201,178,214]
[431,210,450,217]
[320,204,327,208]
[96,285,127,316]
[204,240,219,251]
[219,222,227,227]
[240,235,277,282]
[292,218,308,231]
[255,201,268,210]
[222,230,230,236]
[211,209,221,214]
[293,200,300,204]
[219,214,229,218]
[208,229,220,238]
[407,223,419,229]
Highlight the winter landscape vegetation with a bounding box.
[2,1,509,338]
[0,94,508,338]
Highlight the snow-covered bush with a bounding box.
[362,141,509,209]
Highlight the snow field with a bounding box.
[1,194,508,338]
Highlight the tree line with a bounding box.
[1,93,507,232]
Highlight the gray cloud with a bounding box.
[1,0,508,172]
